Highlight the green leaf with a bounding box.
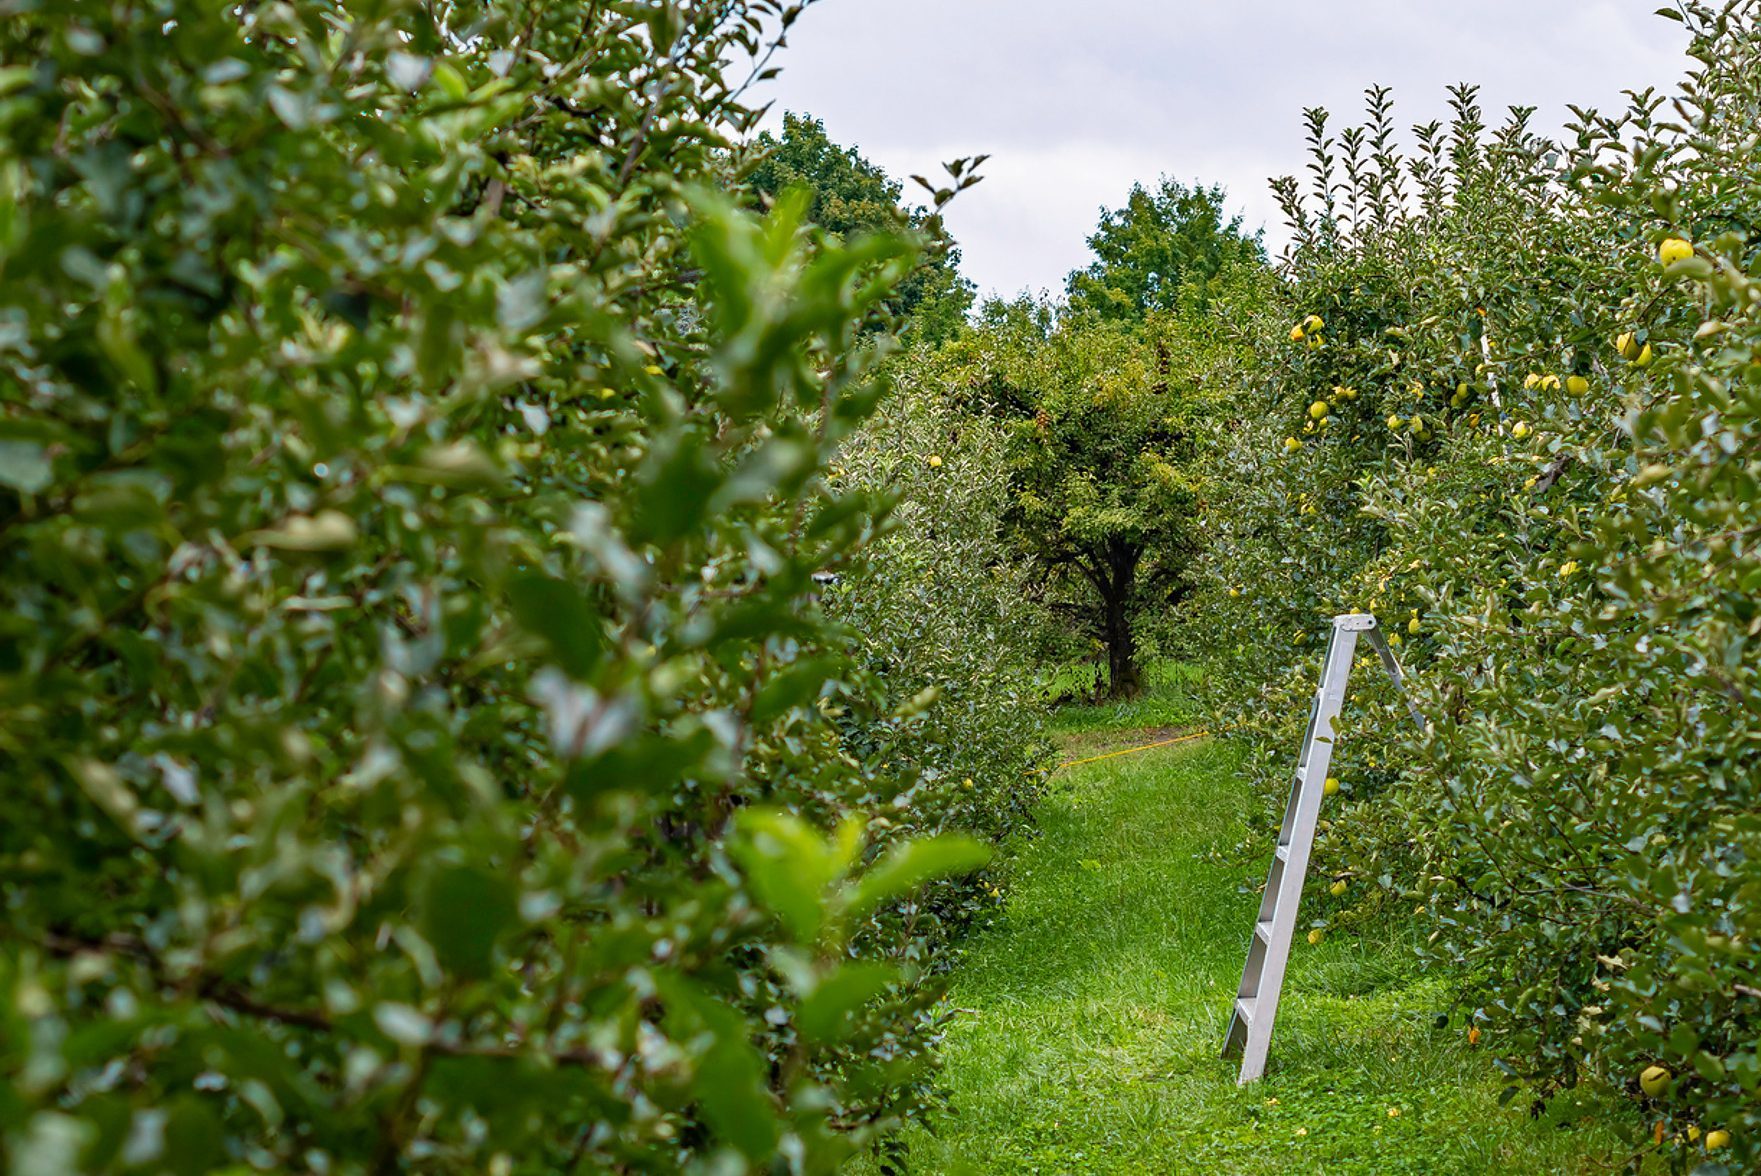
[98,266,157,394]
[421,864,519,981]
[431,60,469,101]
[749,656,839,726]
[729,808,838,943]
[1694,1050,1727,1081]
[386,52,432,91]
[631,431,723,544]
[12,1113,92,1176]
[507,575,605,679]
[696,1036,779,1160]
[656,973,780,1161]
[163,1097,222,1176]
[892,684,942,719]
[797,962,894,1045]
[266,84,314,130]
[841,834,991,923]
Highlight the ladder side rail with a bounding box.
[1227,754,1312,1051]
[1236,662,1327,996]
[1275,691,1324,847]
[1234,622,1362,1083]
[1364,626,1427,735]
[1226,634,1341,1060]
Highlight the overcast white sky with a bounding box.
[755,1,1693,300]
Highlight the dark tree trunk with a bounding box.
[1103,588,1140,699]
[1081,537,1143,700]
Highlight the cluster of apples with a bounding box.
[1639,1064,1731,1151]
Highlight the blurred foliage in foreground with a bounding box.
[0,1,1042,1171]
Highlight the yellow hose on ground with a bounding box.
[1056,728,1212,770]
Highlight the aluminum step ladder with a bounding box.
[1222,612,1425,1084]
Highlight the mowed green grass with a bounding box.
[1043,660,1207,741]
[889,737,1639,1174]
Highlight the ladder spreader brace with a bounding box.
[1221,613,1426,1084]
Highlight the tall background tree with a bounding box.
[749,112,976,341]
[949,185,1267,698]
[1066,179,1264,323]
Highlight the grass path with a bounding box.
[897,736,1636,1174]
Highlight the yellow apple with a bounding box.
[1658,236,1694,266]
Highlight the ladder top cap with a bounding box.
[1332,613,1377,631]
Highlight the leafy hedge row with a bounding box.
[1203,2,1761,1166]
[0,2,1040,1171]
[829,355,1051,862]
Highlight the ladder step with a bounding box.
[1275,844,1290,862]
[1254,919,1274,942]
[1235,996,1256,1024]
